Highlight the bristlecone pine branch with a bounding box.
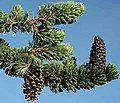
[0,1,119,102]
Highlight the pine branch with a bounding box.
[0,1,85,34]
[0,5,41,34]
[0,41,43,77]
[33,28,66,46]
[105,63,119,81]
[39,1,85,27]
[0,38,119,101]
[28,28,70,60]
[42,58,119,92]
[0,38,9,46]
[0,40,118,93]
[0,1,119,102]
[33,43,73,60]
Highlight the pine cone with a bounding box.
[23,69,44,102]
[89,36,106,69]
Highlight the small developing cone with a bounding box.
[89,36,106,69]
[23,69,44,102]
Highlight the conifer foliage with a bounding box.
[0,1,119,102]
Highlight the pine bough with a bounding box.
[0,1,119,102]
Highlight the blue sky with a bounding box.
[0,0,120,103]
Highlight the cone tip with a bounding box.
[94,35,104,41]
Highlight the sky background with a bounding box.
[0,0,120,103]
